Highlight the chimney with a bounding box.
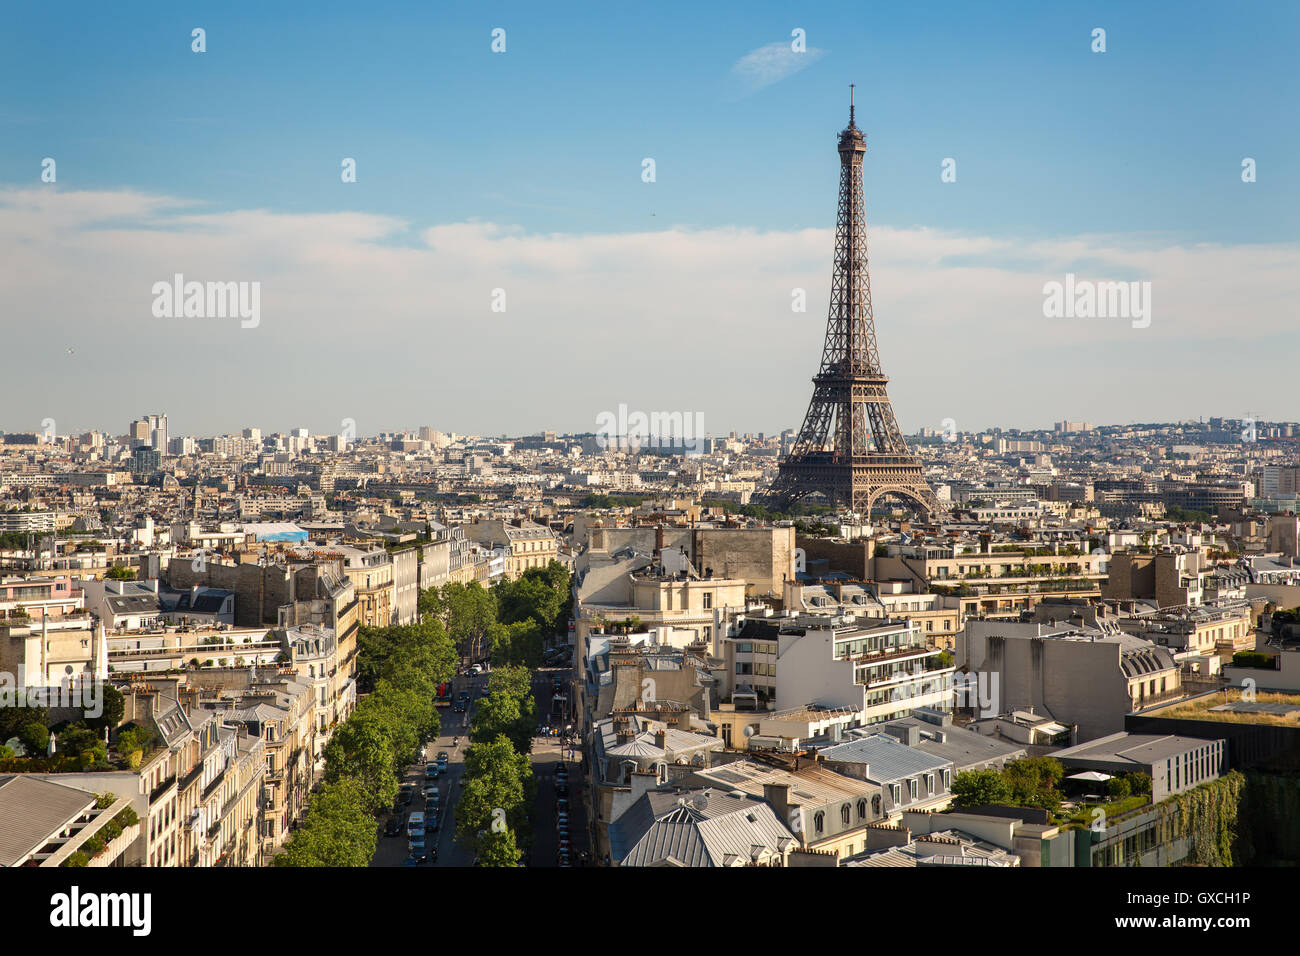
[654,730,666,749]
[655,525,664,558]
[630,769,659,801]
[763,782,790,821]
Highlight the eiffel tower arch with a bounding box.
[762,88,941,517]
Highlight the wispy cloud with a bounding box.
[2,187,1297,436]
[727,41,826,98]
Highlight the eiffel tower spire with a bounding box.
[762,90,941,516]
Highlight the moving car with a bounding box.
[407,811,425,838]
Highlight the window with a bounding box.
[891,784,901,805]
[814,811,824,835]
[703,592,713,610]
[857,798,868,820]
[841,803,851,826]
[908,779,918,800]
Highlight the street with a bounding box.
[369,664,587,868]
[370,671,482,868]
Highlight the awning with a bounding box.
[1066,771,1113,782]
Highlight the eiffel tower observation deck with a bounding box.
[762,88,941,517]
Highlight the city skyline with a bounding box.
[8,411,1293,444]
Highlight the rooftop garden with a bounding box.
[949,756,1153,829]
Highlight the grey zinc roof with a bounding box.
[819,734,951,783]
[1054,732,1223,769]
[613,788,795,867]
[844,829,1020,868]
[881,718,1026,771]
[0,776,96,867]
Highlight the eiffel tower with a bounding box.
[763,88,941,517]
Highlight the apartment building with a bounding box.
[784,580,960,651]
[465,518,558,580]
[1053,732,1227,803]
[608,786,796,867]
[725,614,955,726]
[689,755,887,859]
[1118,600,1254,655]
[818,733,954,818]
[575,549,748,651]
[958,619,1184,741]
[0,775,142,868]
[192,673,317,857]
[1103,549,1207,607]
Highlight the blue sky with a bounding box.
[1,1,1297,437]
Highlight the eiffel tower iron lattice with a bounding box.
[762,88,941,517]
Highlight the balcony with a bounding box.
[839,644,933,668]
[149,774,178,803]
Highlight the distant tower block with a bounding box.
[763,88,941,516]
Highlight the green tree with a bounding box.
[105,564,136,580]
[57,724,105,761]
[0,704,49,742]
[275,779,377,867]
[1123,772,1152,796]
[87,684,125,731]
[456,735,533,842]
[322,713,399,815]
[18,722,50,753]
[430,582,498,663]
[476,825,522,867]
[470,692,532,755]
[487,664,534,701]
[1106,776,1133,799]
[951,769,1011,808]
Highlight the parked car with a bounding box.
[384,816,404,837]
[401,855,419,867]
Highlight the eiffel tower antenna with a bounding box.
[761,92,941,517]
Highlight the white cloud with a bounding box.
[728,41,826,97]
[0,187,1296,438]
